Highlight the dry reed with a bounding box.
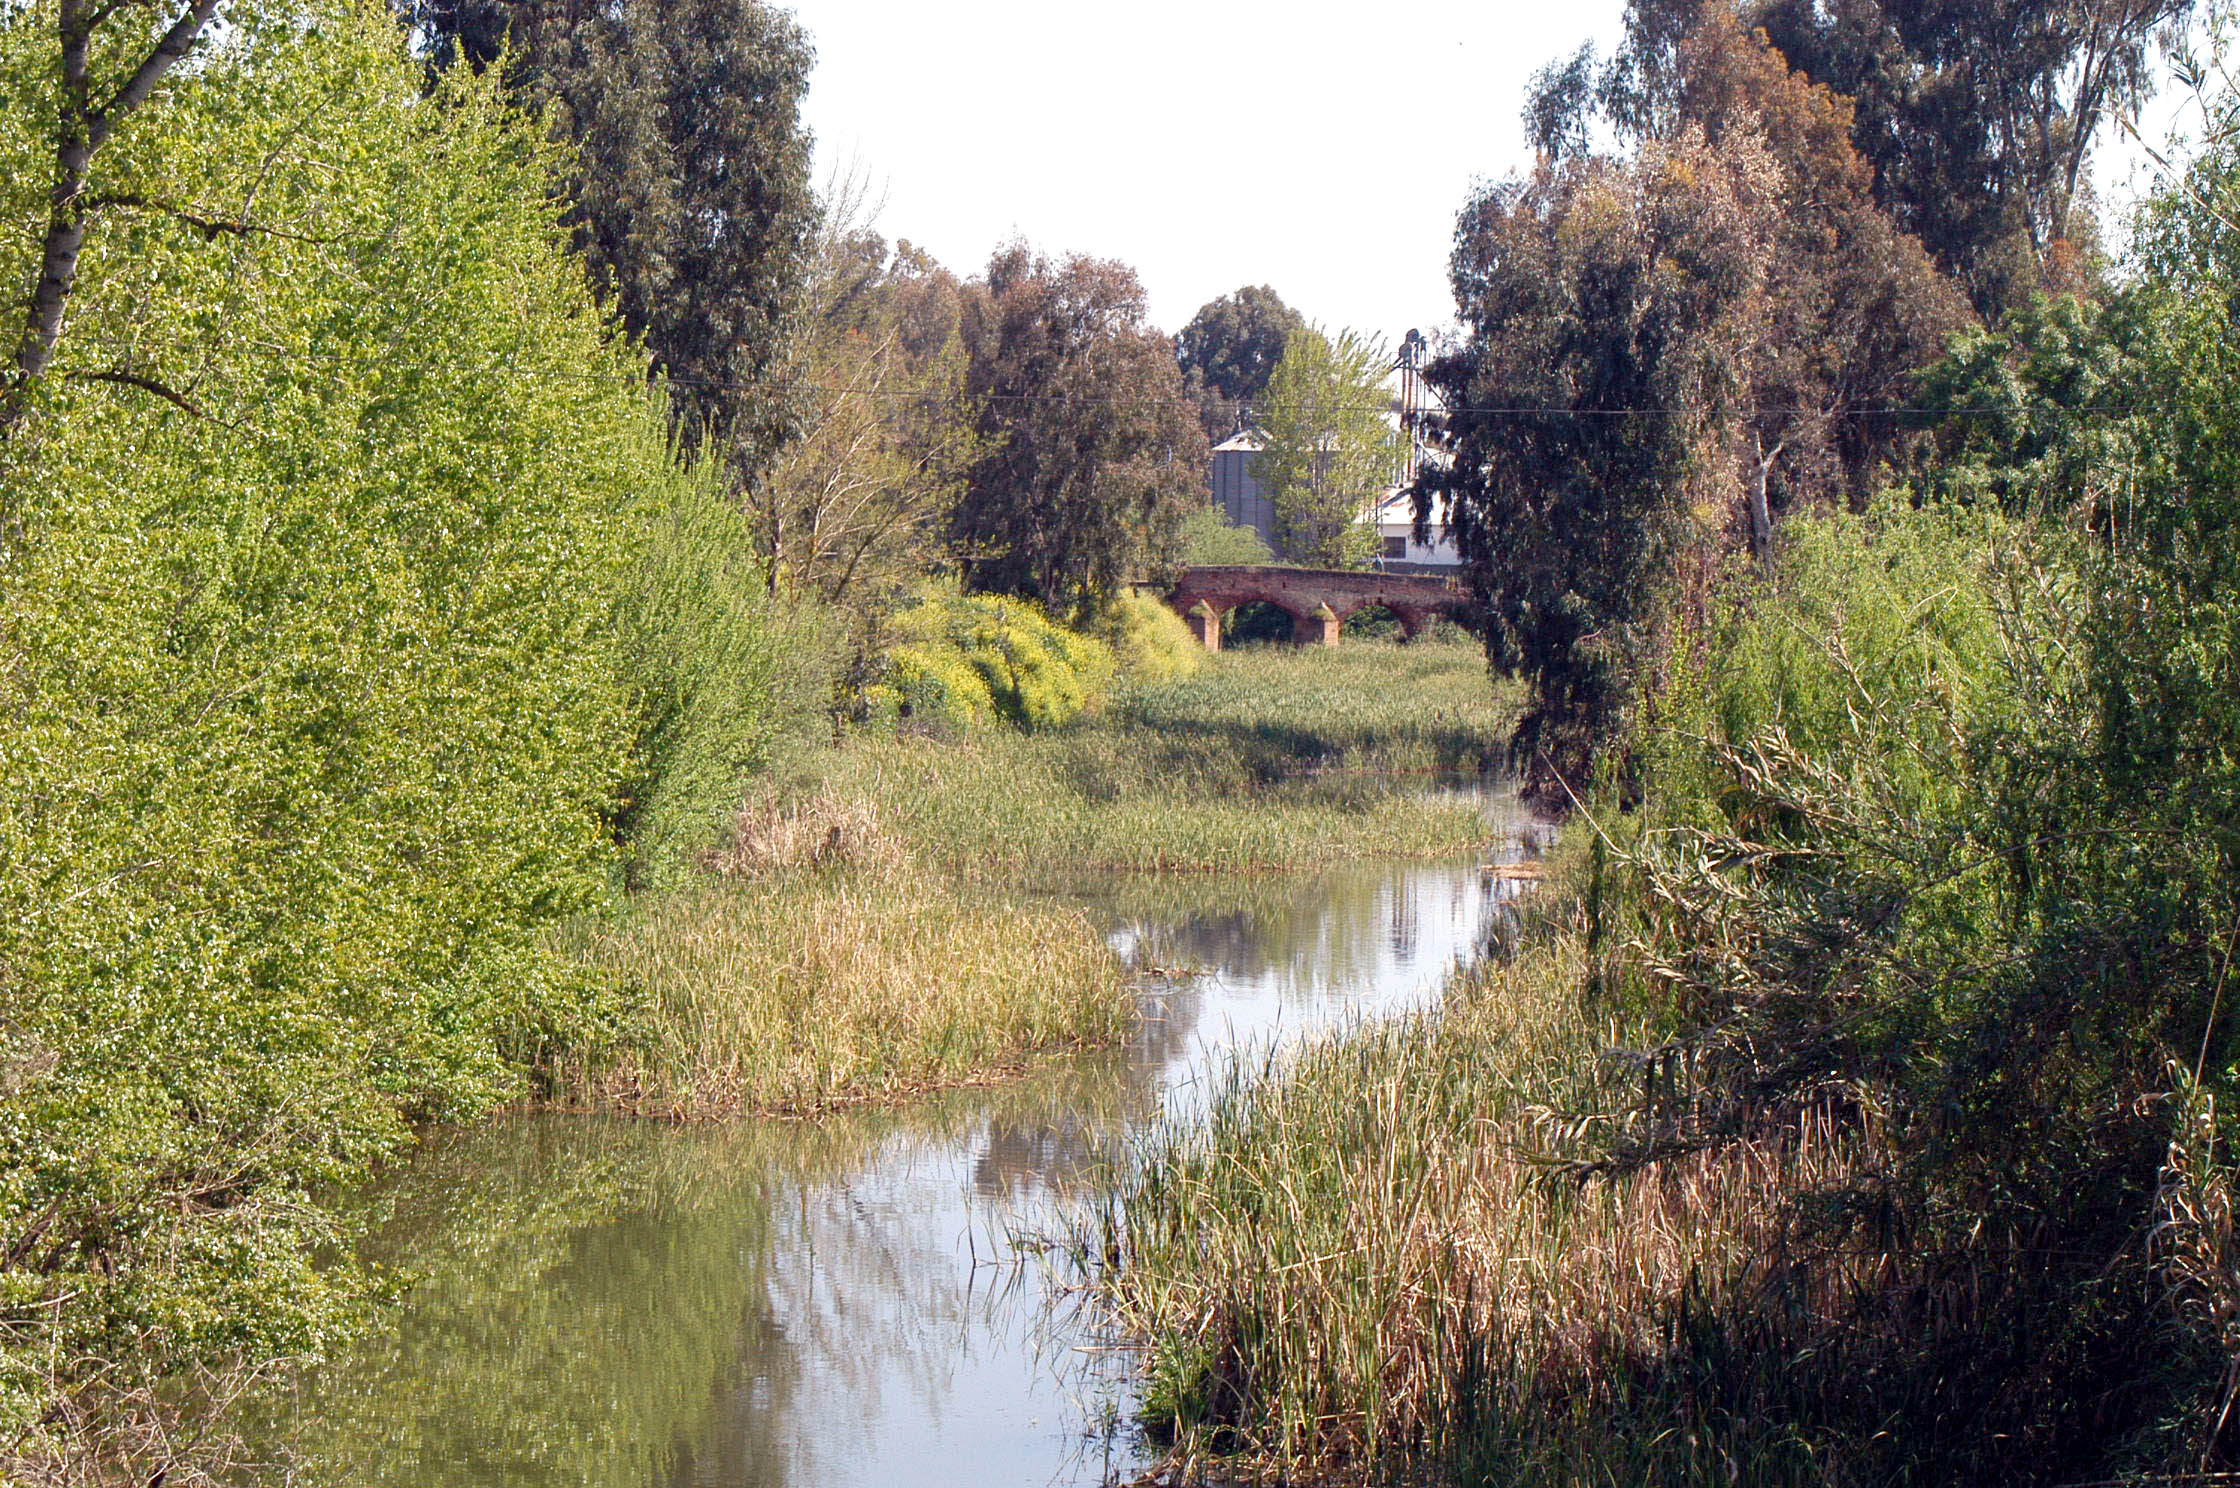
[551,862,1130,1118]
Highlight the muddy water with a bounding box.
[262,793,1542,1488]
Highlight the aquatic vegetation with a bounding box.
[820,638,1515,875]
[551,865,1132,1116]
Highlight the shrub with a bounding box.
[1087,588,1203,685]
[866,589,1116,732]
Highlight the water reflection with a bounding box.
[259,795,1535,1488]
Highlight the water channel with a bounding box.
[261,789,1545,1487]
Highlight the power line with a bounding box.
[58,337,2157,420]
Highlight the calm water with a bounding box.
[260,792,1543,1488]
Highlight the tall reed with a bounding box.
[551,865,1130,1117]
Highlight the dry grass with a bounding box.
[549,863,1131,1118]
[702,786,906,877]
[1082,892,1924,1487]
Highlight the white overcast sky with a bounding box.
[780,2,2193,342]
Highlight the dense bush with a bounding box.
[0,4,787,1473]
[1086,588,1202,687]
[861,589,1116,732]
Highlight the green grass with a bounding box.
[1112,637,1511,777]
[543,639,1514,1118]
[818,639,1516,875]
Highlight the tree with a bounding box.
[1673,11,1972,554]
[0,0,232,440]
[1175,284,1306,440]
[1419,131,1779,793]
[1533,0,2192,315]
[950,245,1209,617]
[747,204,977,610]
[0,6,790,1469]
[412,0,817,473]
[1428,14,1971,794]
[1908,289,2143,514]
[1178,505,1275,566]
[1254,326,1396,568]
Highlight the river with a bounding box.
[257,789,1543,1487]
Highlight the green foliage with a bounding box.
[416,0,818,473]
[1254,325,1394,568]
[609,462,808,892]
[1174,283,1306,440]
[1177,503,1275,566]
[1909,290,2144,513]
[951,244,1210,615]
[1543,0,2186,314]
[822,639,1508,875]
[0,3,786,1469]
[1085,588,1203,687]
[1424,135,1770,792]
[865,589,1117,733]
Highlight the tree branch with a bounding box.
[81,193,336,244]
[60,367,206,418]
[2,0,225,439]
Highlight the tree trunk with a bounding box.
[2,0,225,438]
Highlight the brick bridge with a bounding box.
[1164,565,1472,649]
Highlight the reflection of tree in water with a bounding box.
[246,844,1532,1488]
[672,1056,1163,1488]
[1063,862,1511,1009]
[244,1116,844,1488]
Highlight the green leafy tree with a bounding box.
[1177,504,1275,566]
[414,0,818,473]
[0,3,789,1470]
[0,0,231,437]
[950,244,1208,617]
[1420,131,1777,792]
[1433,17,1967,792]
[1908,289,2143,513]
[1174,284,1306,440]
[1254,326,1396,568]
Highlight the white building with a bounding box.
[1369,488,1462,570]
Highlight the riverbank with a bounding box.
[1087,503,2239,1487]
[547,865,1130,1117]
[548,638,1514,1118]
[248,841,1528,1488]
[818,638,1511,875]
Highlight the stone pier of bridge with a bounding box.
[1164,565,1471,649]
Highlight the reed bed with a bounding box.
[1085,919,1913,1485]
[1085,851,2181,1485]
[550,857,1129,1117]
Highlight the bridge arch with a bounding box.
[1167,566,1472,649]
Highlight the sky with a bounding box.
[781,1,1633,344]
[780,2,2198,343]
